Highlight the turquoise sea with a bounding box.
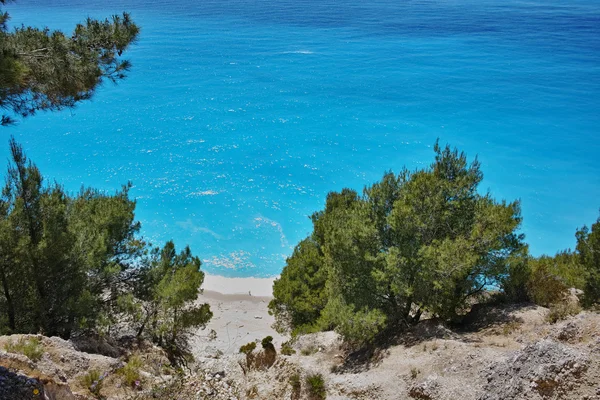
[3,0,599,277]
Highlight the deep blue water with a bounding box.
[2,0,599,277]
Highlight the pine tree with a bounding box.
[0,0,139,125]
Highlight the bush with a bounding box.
[306,373,326,400]
[239,337,277,371]
[545,302,582,324]
[239,341,257,354]
[281,341,296,356]
[256,336,277,369]
[500,257,531,303]
[238,341,257,373]
[81,369,105,397]
[271,143,526,344]
[261,335,274,349]
[118,355,144,388]
[410,367,420,379]
[4,337,44,361]
[289,373,301,400]
[300,345,318,356]
[577,217,600,307]
[527,257,568,306]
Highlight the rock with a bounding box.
[409,375,440,399]
[479,339,588,400]
[554,321,581,343]
[0,365,76,400]
[0,366,45,400]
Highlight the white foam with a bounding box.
[282,50,314,55]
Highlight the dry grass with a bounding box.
[4,337,44,362]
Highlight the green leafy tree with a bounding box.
[0,0,139,125]
[526,256,569,306]
[576,215,600,306]
[68,184,145,331]
[269,189,363,335]
[0,138,142,337]
[128,241,212,364]
[269,237,328,333]
[0,138,83,336]
[271,142,526,344]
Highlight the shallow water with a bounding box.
[3,0,599,277]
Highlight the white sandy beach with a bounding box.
[202,274,276,297]
[193,274,285,357]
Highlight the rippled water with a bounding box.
[3,0,600,277]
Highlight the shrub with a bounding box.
[239,341,258,373]
[281,341,296,356]
[4,337,44,361]
[410,367,420,379]
[306,373,326,400]
[261,335,274,349]
[118,355,144,388]
[546,302,582,324]
[289,373,301,400]
[577,217,600,307]
[273,143,526,343]
[501,321,521,336]
[499,256,531,303]
[81,369,105,397]
[527,257,568,306]
[239,341,256,354]
[255,336,277,369]
[301,345,318,356]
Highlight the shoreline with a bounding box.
[202,273,276,297]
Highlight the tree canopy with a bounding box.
[576,216,600,306]
[271,142,527,344]
[0,0,139,125]
[0,139,210,363]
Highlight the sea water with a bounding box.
[2,0,599,277]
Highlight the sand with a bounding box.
[193,275,285,357]
[203,274,276,297]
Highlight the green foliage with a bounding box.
[281,341,296,356]
[238,341,257,374]
[0,138,142,338]
[118,355,144,388]
[499,255,531,303]
[238,337,277,371]
[261,335,274,350]
[577,216,600,307]
[300,345,318,356]
[289,373,301,400]
[269,237,328,334]
[306,373,326,400]
[257,335,277,369]
[239,341,257,355]
[0,140,209,363]
[527,256,569,306]
[126,241,212,364]
[271,141,526,344]
[4,336,43,361]
[0,2,139,125]
[545,301,582,324]
[81,369,105,397]
[319,297,386,346]
[517,217,597,308]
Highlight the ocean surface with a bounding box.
[2,0,599,278]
